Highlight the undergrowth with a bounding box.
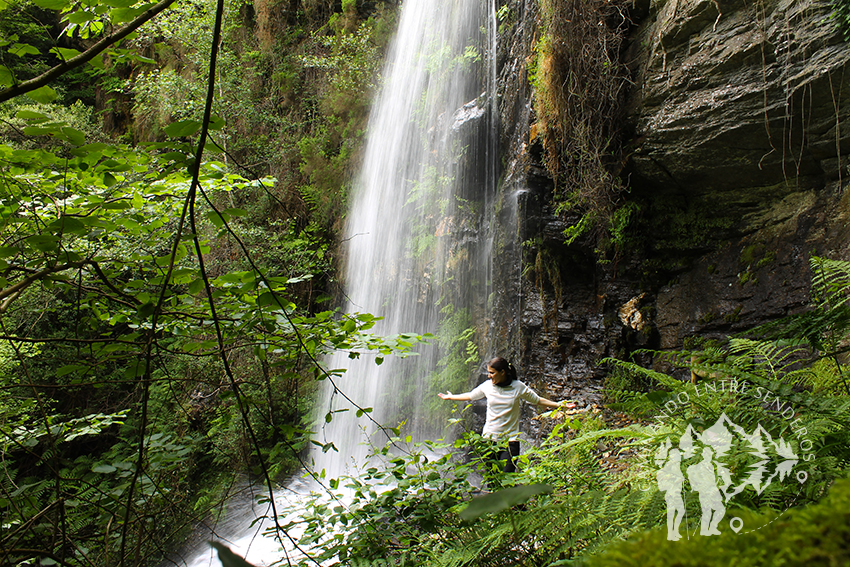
[213,257,850,567]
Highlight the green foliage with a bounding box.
[273,254,850,567]
[529,0,630,253]
[125,0,393,235]
[0,1,408,562]
[0,0,415,563]
[296,21,386,232]
[212,542,258,567]
[831,0,850,41]
[458,483,554,521]
[0,98,104,148]
[420,306,480,426]
[0,0,53,83]
[584,475,850,567]
[285,414,664,567]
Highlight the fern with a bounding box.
[749,258,850,378]
[727,338,809,377]
[423,487,668,567]
[810,256,850,308]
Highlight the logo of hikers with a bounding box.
[654,412,806,540]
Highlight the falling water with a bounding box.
[169,0,499,563]
[311,0,499,479]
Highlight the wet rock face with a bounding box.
[626,0,850,201]
[494,0,850,408]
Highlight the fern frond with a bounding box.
[811,256,850,309]
[727,338,808,378]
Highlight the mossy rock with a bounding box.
[584,477,850,566]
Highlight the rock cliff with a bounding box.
[495,0,850,409]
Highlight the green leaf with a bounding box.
[49,46,81,60]
[163,119,202,138]
[28,85,58,103]
[206,210,228,228]
[59,126,85,146]
[57,364,86,376]
[222,207,247,218]
[9,43,39,57]
[0,246,21,258]
[25,234,59,252]
[48,216,87,234]
[65,10,95,24]
[22,125,54,136]
[110,5,149,23]
[137,302,155,319]
[16,109,49,121]
[30,0,69,9]
[131,54,156,64]
[256,291,278,307]
[88,54,105,70]
[188,278,205,294]
[211,542,258,567]
[459,484,554,521]
[0,66,13,86]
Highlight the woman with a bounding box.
[437,356,576,472]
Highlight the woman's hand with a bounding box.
[538,397,578,410]
[438,391,472,401]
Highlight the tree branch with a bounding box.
[0,261,88,312]
[0,0,177,104]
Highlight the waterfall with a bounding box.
[168,0,498,564]
[311,0,498,479]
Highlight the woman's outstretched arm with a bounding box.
[538,397,577,409]
[438,391,473,401]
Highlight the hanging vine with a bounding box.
[530,0,633,250]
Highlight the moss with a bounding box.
[756,250,776,269]
[724,305,743,323]
[585,476,850,567]
[735,242,773,285]
[648,195,736,252]
[740,243,763,266]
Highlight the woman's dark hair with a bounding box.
[488,356,517,385]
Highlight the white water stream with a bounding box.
[170,0,498,562]
[311,0,498,480]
